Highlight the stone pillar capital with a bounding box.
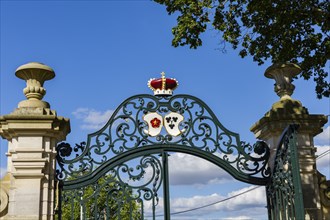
[250,98,327,140]
[252,63,328,140]
[0,114,70,142]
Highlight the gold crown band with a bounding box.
[161,72,166,90]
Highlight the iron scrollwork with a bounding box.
[56,94,270,184]
[60,154,162,219]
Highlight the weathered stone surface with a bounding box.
[0,174,10,218]
[0,62,70,220]
[251,63,329,220]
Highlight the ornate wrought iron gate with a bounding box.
[54,93,304,219]
[55,93,272,219]
[266,125,304,219]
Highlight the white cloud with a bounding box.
[168,153,233,185]
[316,145,330,178]
[315,125,330,145]
[171,193,224,213]
[72,108,113,130]
[143,186,267,219]
[224,186,266,211]
[316,145,330,167]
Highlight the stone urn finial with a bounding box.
[265,63,301,99]
[15,62,55,108]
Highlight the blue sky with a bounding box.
[1,1,329,219]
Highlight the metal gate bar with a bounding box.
[162,151,170,220]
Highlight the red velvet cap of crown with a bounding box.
[148,72,178,96]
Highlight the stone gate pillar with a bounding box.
[250,63,328,219]
[0,62,70,220]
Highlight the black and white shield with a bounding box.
[164,112,184,136]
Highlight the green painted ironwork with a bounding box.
[57,154,161,219]
[55,94,271,219]
[266,124,304,220]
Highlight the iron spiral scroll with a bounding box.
[56,94,270,186]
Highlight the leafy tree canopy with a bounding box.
[59,174,141,220]
[154,0,330,98]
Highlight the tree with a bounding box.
[154,0,330,98]
[60,174,141,220]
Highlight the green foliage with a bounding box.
[154,0,330,98]
[60,175,141,220]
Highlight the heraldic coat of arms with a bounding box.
[143,72,185,137]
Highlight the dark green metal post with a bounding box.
[57,181,62,220]
[162,151,171,220]
[289,127,305,219]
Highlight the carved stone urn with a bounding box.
[264,63,301,100]
[15,62,55,108]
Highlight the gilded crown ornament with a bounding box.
[148,72,178,96]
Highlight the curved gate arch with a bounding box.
[56,94,271,219]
